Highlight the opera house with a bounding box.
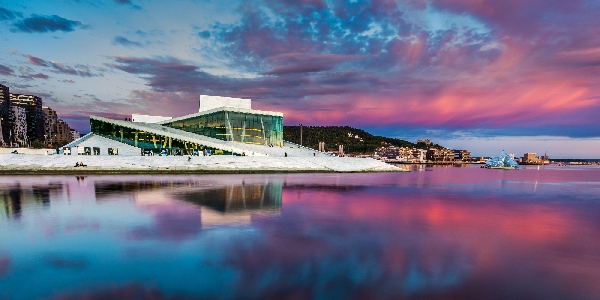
[65,95,313,157]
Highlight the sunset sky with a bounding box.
[1,0,599,157]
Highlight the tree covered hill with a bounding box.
[283,126,443,154]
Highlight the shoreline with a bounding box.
[0,155,407,174]
[0,167,402,175]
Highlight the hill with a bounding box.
[283,126,443,154]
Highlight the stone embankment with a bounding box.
[0,155,405,174]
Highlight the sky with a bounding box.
[0,0,599,158]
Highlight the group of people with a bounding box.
[74,162,87,167]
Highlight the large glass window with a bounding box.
[162,110,283,146]
[90,118,231,155]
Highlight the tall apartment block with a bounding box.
[0,83,79,147]
[42,106,58,145]
[10,93,45,143]
[55,119,73,144]
[0,84,10,145]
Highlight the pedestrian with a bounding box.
[285,152,287,157]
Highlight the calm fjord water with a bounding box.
[1,165,600,299]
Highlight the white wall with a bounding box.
[131,114,173,123]
[199,95,251,112]
[60,134,141,156]
[0,148,57,155]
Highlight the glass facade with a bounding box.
[90,118,231,155]
[162,110,283,146]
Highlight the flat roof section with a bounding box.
[199,95,251,112]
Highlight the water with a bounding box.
[1,165,600,299]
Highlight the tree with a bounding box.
[31,139,44,149]
[57,140,70,148]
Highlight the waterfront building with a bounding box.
[523,152,537,163]
[521,152,550,165]
[161,97,283,146]
[73,95,285,156]
[9,93,44,143]
[374,146,429,163]
[426,148,454,162]
[453,150,472,162]
[412,149,427,163]
[374,146,397,160]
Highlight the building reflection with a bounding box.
[92,178,283,228]
[176,182,282,228]
[94,180,201,200]
[0,183,59,220]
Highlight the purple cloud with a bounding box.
[0,7,22,21]
[12,14,87,33]
[23,54,99,77]
[113,0,142,10]
[113,36,143,47]
[198,30,210,39]
[260,53,363,75]
[0,64,14,76]
[32,73,49,79]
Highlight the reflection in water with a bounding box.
[0,182,59,220]
[92,178,283,228]
[0,169,599,299]
[177,182,282,228]
[177,183,282,212]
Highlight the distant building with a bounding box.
[412,149,427,163]
[417,139,431,146]
[0,84,10,145]
[426,148,454,162]
[375,146,400,160]
[70,129,81,140]
[42,106,58,146]
[10,106,28,146]
[453,150,472,162]
[55,119,72,145]
[0,83,78,148]
[523,152,537,163]
[10,93,44,143]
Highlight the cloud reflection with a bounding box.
[1,173,599,299]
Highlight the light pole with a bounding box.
[299,124,302,147]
